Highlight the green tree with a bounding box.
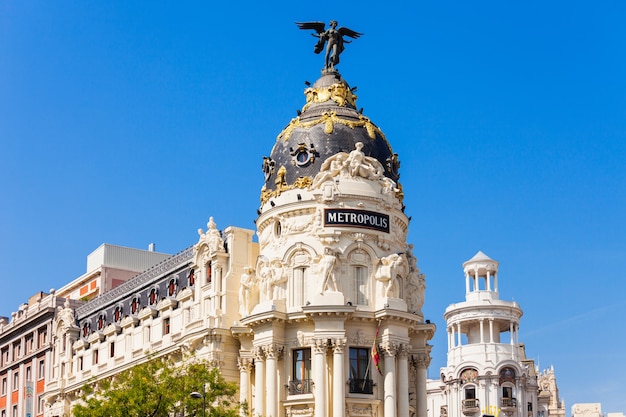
[73,356,242,417]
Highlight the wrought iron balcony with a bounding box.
[348,378,373,394]
[462,399,480,415]
[288,379,312,395]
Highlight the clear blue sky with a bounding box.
[1,1,625,413]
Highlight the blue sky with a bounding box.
[1,1,625,413]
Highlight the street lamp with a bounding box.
[190,386,206,417]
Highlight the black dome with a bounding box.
[260,71,400,203]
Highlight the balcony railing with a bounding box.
[288,379,312,395]
[462,399,480,415]
[501,398,517,408]
[349,378,374,394]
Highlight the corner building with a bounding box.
[43,67,434,417]
[426,252,563,417]
[242,68,434,417]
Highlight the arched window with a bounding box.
[347,250,371,306]
[114,306,123,323]
[131,296,140,315]
[97,314,106,331]
[149,288,159,306]
[82,322,90,338]
[168,279,177,297]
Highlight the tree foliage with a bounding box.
[72,356,242,417]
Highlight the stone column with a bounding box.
[413,352,432,417]
[254,347,265,417]
[479,319,484,343]
[313,339,327,417]
[397,345,410,417]
[238,358,252,417]
[264,345,282,417]
[332,339,347,417]
[383,342,397,417]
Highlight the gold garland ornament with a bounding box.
[277,111,386,143]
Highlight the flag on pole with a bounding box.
[371,324,382,375]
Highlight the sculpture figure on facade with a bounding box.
[311,143,387,191]
[270,259,287,299]
[257,259,273,302]
[198,217,225,254]
[238,267,257,317]
[296,20,362,71]
[375,253,407,298]
[318,248,339,293]
[311,152,348,189]
[346,142,383,179]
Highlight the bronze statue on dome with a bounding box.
[296,20,362,71]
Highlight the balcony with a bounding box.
[288,379,312,395]
[349,378,373,394]
[501,397,517,415]
[462,399,480,415]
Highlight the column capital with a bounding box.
[253,346,265,361]
[237,357,253,372]
[381,341,398,357]
[397,343,411,359]
[411,352,431,369]
[313,338,328,354]
[332,338,347,354]
[263,343,284,359]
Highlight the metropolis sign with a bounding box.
[324,208,390,233]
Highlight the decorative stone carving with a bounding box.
[197,217,225,254]
[238,267,257,317]
[375,253,407,298]
[318,248,339,293]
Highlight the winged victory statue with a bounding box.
[296,20,362,72]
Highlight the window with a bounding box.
[290,348,312,395]
[109,342,115,358]
[131,297,140,315]
[465,387,476,399]
[1,349,8,366]
[12,372,18,390]
[93,349,99,365]
[2,376,6,395]
[12,405,17,417]
[149,288,158,305]
[349,348,373,394]
[291,267,309,307]
[354,266,368,305]
[38,330,47,348]
[503,386,513,398]
[38,395,44,414]
[1,409,5,417]
[348,250,370,306]
[12,344,20,360]
[26,337,33,354]
[78,357,83,371]
[163,318,171,335]
[168,279,177,296]
[206,262,212,284]
[38,359,45,380]
[25,366,31,381]
[188,269,195,286]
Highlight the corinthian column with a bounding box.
[397,345,410,417]
[383,342,398,417]
[312,339,327,417]
[264,344,282,417]
[332,339,347,417]
[254,347,265,417]
[238,357,252,417]
[413,351,432,417]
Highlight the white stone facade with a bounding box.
[426,252,563,417]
